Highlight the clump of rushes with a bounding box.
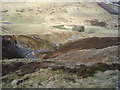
[53,25,68,30]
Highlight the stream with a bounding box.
[8,35,80,59]
[8,43,54,60]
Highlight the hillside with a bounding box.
[1,2,119,89]
[1,2,118,35]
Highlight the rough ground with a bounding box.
[49,46,119,64]
[2,2,118,26]
[2,37,24,59]
[2,60,120,88]
[1,2,119,88]
[44,37,119,59]
[1,2,118,35]
[2,35,57,59]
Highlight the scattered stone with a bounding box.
[16,9,25,13]
[64,77,76,83]
[48,77,55,81]
[86,19,108,27]
[11,79,18,86]
[1,10,8,13]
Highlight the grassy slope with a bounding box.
[2,2,117,25]
[1,2,119,88]
[1,2,118,35]
[2,59,119,88]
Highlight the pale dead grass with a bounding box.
[2,2,118,25]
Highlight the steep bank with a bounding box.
[2,35,57,59]
[2,37,24,59]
